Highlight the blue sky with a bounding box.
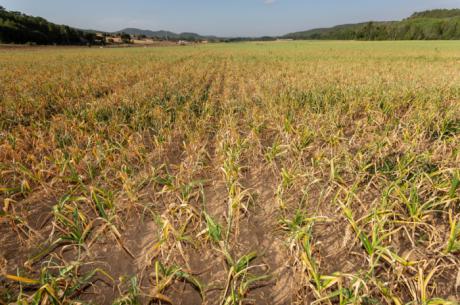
[2,0,460,36]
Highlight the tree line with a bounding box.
[285,9,460,40]
[0,6,95,45]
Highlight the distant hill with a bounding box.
[2,6,460,45]
[117,28,218,41]
[0,6,93,44]
[0,6,216,45]
[284,9,460,40]
[117,28,178,39]
[284,22,395,40]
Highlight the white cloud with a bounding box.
[264,0,276,4]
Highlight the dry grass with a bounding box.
[1,41,460,305]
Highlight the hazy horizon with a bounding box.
[2,0,460,37]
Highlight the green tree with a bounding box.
[120,32,131,43]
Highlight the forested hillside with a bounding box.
[285,9,460,40]
[0,6,92,44]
